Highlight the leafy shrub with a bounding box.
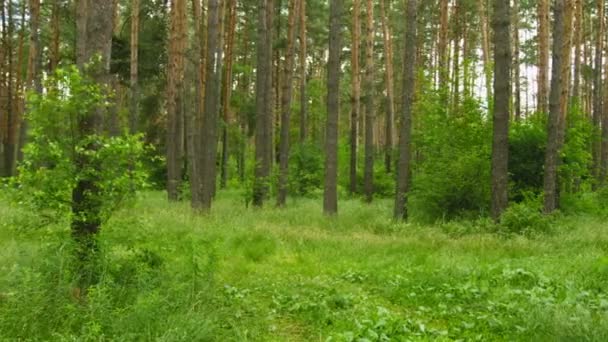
[289,143,324,197]
[499,201,551,235]
[409,94,492,222]
[509,116,546,201]
[10,66,148,225]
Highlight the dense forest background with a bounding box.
[1,0,607,220]
[2,0,608,339]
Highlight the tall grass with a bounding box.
[1,191,607,340]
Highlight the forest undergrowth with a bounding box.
[1,190,608,341]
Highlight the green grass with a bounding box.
[1,191,608,341]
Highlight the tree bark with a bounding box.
[129,0,139,134]
[512,0,521,121]
[298,0,307,143]
[438,0,449,101]
[323,0,342,215]
[189,0,203,209]
[277,0,298,206]
[363,0,375,203]
[350,0,360,194]
[593,0,605,185]
[253,0,274,207]
[166,0,187,201]
[200,0,224,210]
[491,0,511,221]
[394,0,417,220]
[543,0,566,213]
[380,0,395,173]
[538,0,550,114]
[478,0,492,105]
[2,0,14,177]
[220,0,237,189]
[49,0,61,71]
[572,0,583,102]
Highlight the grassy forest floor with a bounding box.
[1,191,608,341]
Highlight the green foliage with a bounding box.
[11,66,148,225]
[499,200,551,235]
[2,192,608,340]
[561,108,595,191]
[289,143,324,197]
[509,115,547,201]
[409,94,491,222]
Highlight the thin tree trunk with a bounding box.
[50,0,60,71]
[438,0,449,101]
[491,0,511,220]
[572,0,583,102]
[189,0,203,209]
[380,0,395,173]
[2,0,14,177]
[253,0,274,207]
[166,0,187,201]
[512,0,521,121]
[394,0,417,220]
[538,0,550,114]
[200,0,224,210]
[129,0,139,134]
[451,0,461,113]
[220,0,237,189]
[323,0,342,215]
[593,0,605,185]
[543,0,566,213]
[277,0,298,206]
[298,0,307,143]
[363,0,374,203]
[349,0,360,194]
[478,0,492,105]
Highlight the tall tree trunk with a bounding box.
[253,0,274,207]
[2,0,14,177]
[512,0,521,121]
[394,0,417,220]
[129,0,139,134]
[72,0,114,287]
[323,0,342,215]
[602,52,608,184]
[363,0,374,203]
[538,0,550,114]
[478,0,492,105]
[277,0,298,206]
[298,0,307,143]
[451,0,462,113]
[543,0,566,213]
[557,1,574,151]
[349,0,360,194]
[491,0,511,220]
[220,0,236,189]
[166,0,187,201]
[200,0,224,210]
[593,0,605,185]
[189,0,203,209]
[572,0,583,102]
[380,0,394,173]
[438,0,449,101]
[49,0,60,71]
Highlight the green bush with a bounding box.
[499,201,551,235]
[289,143,324,197]
[409,94,491,222]
[509,115,546,201]
[10,65,148,225]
